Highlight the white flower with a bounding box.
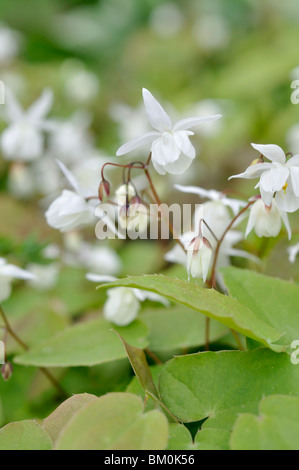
[8,163,35,198]
[26,263,59,291]
[229,144,299,213]
[1,88,54,162]
[0,258,36,303]
[66,242,121,276]
[186,236,213,282]
[288,242,299,263]
[86,274,169,326]
[175,184,247,216]
[45,161,96,232]
[246,199,291,239]
[0,23,21,65]
[117,88,222,175]
[48,112,93,165]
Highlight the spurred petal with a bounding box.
[142,88,172,132]
[280,210,292,240]
[275,180,299,213]
[116,131,159,156]
[173,114,222,131]
[161,153,194,175]
[251,143,286,164]
[174,131,196,159]
[151,133,181,165]
[27,89,53,121]
[259,183,274,207]
[259,164,289,193]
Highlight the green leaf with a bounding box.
[43,394,97,443]
[14,318,149,367]
[97,275,284,351]
[0,421,52,450]
[141,304,228,351]
[167,425,230,450]
[159,349,299,448]
[55,393,169,450]
[221,267,299,348]
[115,333,180,423]
[231,395,299,450]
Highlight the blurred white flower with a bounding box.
[246,199,291,239]
[286,123,299,156]
[149,3,185,38]
[45,161,96,232]
[118,201,149,234]
[109,102,150,144]
[288,242,299,263]
[229,144,299,213]
[117,88,221,175]
[0,258,36,303]
[1,88,54,162]
[72,155,111,199]
[48,112,94,165]
[0,23,22,65]
[26,263,59,291]
[115,182,136,207]
[183,100,223,138]
[61,59,100,104]
[8,162,35,198]
[86,274,169,326]
[65,242,122,276]
[193,15,230,52]
[175,184,247,216]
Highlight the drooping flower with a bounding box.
[165,200,259,285]
[86,274,169,326]
[1,88,54,161]
[0,258,36,303]
[117,88,222,175]
[45,160,96,232]
[246,198,291,239]
[229,144,299,213]
[186,235,213,282]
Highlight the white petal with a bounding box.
[151,133,181,165]
[259,164,289,193]
[160,153,194,175]
[173,131,196,159]
[0,277,12,303]
[164,244,187,265]
[142,88,172,132]
[116,131,159,156]
[1,264,36,280]
[286,154,299,167]
[27,89,53,121]
[86,273,117,283]
[229,162,272,181]
[245,206,257,238]
[279,210,292,240]
[56,160,81,194]
[251,143,286,164]
[133,288,169,306]
[173,114,222,131]
[5,88,23,122]
[224,248,261,264]
[259,183,274,207]
[289,166,299,197]
[275,180,299,213]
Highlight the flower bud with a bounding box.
[187,236,213,282]
[115,183,136,206]
[1,362,13,381]
[98,180,110,202]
